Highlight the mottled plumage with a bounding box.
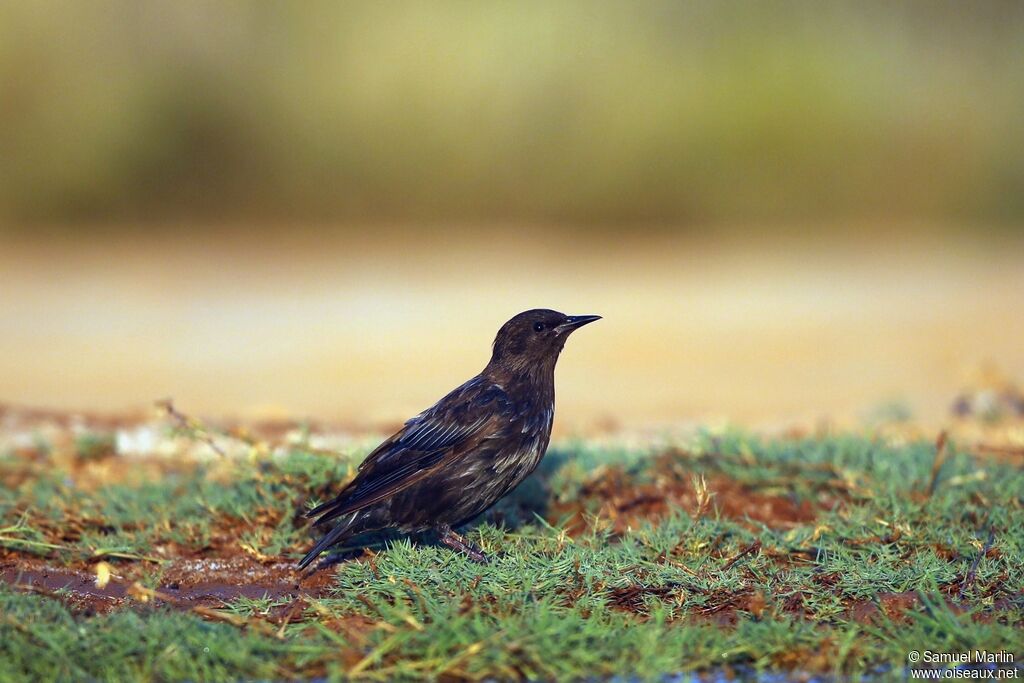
[299,309,600,568]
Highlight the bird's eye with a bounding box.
[533,322,545,332]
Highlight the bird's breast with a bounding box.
[493,404,553,479]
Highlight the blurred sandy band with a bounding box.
[2,229,1021,433]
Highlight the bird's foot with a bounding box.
[437,526,489,564]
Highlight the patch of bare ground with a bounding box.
[597,569,1021,627]
[550,453,829,537]
[0,555,337,618]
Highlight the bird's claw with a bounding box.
[438,526,490,564]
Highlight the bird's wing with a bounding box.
[306,377,513,524]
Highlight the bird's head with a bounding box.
[488,309,600,374]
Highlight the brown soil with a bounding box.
[0,555,337,618]
[549,454,827,536]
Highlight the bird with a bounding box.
[298,309,600,569]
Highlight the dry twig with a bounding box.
[156,398,227,457]
[927,430,948,498]
[959,525,996,600]
[721,540,762,571]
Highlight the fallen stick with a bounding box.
[721,540,762,571]
[927,431,948,498]
[959,525,996,600]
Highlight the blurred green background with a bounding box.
[2,0,1023,231]
[2,2,1023,428]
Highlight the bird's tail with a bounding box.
[298,513,359,570]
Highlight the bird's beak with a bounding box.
[555,314,602,334]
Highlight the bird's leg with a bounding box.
[436,525,489,564]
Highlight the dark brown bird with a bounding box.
[298,309,600,568]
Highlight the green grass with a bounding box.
[1,430,1022,681]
